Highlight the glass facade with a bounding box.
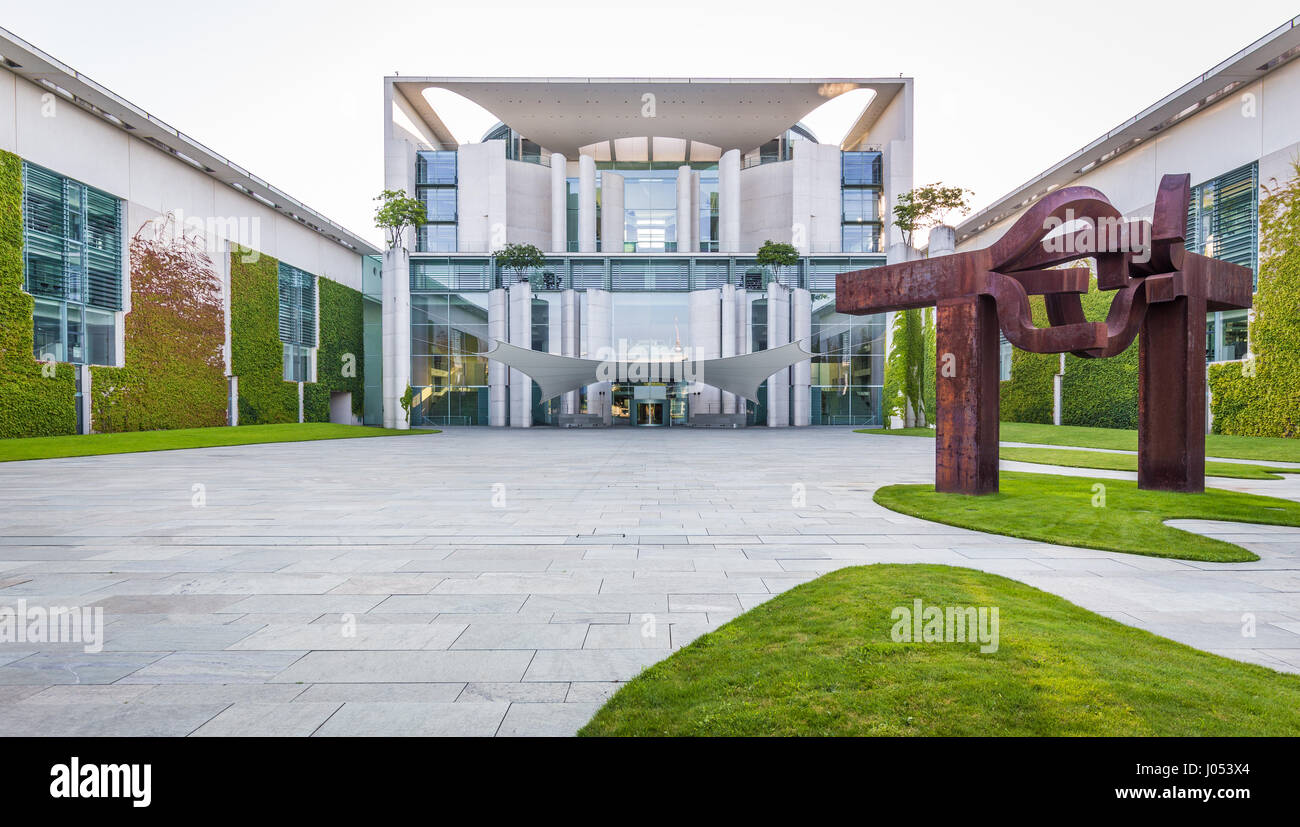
[278,262,317,382]
[1189,162,1259,364]
[596,162,720,253]
[22,162,122,365]
[841,151,883,254]
[416,150,458,252]
[410,292,491,426]
[809,296,886,426]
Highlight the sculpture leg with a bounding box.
[935,295,1000,494]
[1138,295,1207,492]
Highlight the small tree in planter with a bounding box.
[756,240,800,286]
[493,242,547,285]
[892,183,973,249]
[374,189,426,251]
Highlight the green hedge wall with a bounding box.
[883,307,935,425]
[230,247,298,424]
[1060,279,1139,430]
[1209,161,1300,437]
[998,273,1139,430]
[91,222,228,432]
[304,277,365,423]
[999,295,1055,424]
[0,149,78,438]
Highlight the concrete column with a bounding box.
[688,289,721,417]
[508,281,532,427]
[561,289,580,415]
[719,149,741,253]
[601,172,624,254]
[488,288,508,426]
[584,289,613,424]
[676,165,695,253]
[791,288,811,426]
[550,153,567,253]
[720,283,737,414]
[766,282,790,427]
[928,225,956,257]
[381,247,410,430]
[578,154,597,253]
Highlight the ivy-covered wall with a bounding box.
[1209,161,1300,437]
[91,219,227,432]
[883,307,935,426]
[230,247,298,424]
[998,273,1139,430]
[999,296,1055,424]
[0,149,78,438]
[1060,279,1139,430]
[304,276,365,423]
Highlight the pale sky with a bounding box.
[4,1,1297,248]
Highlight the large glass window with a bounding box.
[409,291,491,426]
[278,262,316,382]
[1190,162,1258,362]
[22,162,122,365]
[841,151,883,255]
[809,295,885,426]
[416,150,458,253]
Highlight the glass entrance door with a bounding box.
[635,401,666,426]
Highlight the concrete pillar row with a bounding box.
[676,165,695,253]
[561,289,580,415]
[584,289,613,424]
[380,247,410,430]
[791,288,811,426]
[578,155,597,253]
[688,288,721,417]
[508,281,532,427]
[720,283,737,414]
[766,283,791,427]
[601,172,624,254]
[719,149,741,253]
[488,288,508,426]
[550,153,567,253]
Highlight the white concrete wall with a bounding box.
[791,142,843,254]
[506,158,552,250]
[600,172,624,254]
[508,280,532,427]
[959,60,1300,252]
[864,79,914,250]
[740,159,794,252]
[766,283,790,426]
[688,288,721,415]
[457,141,508,253]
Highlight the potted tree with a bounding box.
[493,242,547,286]
[755,240,800,287]
[373,189,427,250]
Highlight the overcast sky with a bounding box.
[4,1,1297,247]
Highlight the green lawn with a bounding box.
[855,422,1300,463]
[580,565,1300,736]
[1000,446,1298,480]
[872,470,1300,562]
[0,423,439,462]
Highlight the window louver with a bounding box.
[278,262,317,347]
[1187,162,1258,286]
[22,162,122,310]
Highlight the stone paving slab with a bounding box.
[1,427,1298,736]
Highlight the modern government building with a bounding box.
[2,16,1299,438]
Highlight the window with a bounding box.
[22,162,122,365]
[409,292,491,425]
[841,151,883,254]
[1189,163,1258,363]
[416,150,458,252]
[278,262,316,382]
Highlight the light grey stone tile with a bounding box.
[119,651,306,684]
[497,701,602,737]
[458,682,569,703]
[272,650,534,684]
[313,702,508,737]
[192,702,342,737]
[451,623,586,650]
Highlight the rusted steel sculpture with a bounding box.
[836,174,1253,495]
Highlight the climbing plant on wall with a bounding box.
[998,295,1056,424]
[883,307,935,427]
[0,149,78,438]
[1059,276,1139,430]
[304,276,365,423]
[91,215,227,432]
[230,246,298,424]
[1209,160,1300,437]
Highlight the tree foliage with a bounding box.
[374,189,426,250]
[893,183,974,247]
[493,242,546,284]
[756,240,800,283]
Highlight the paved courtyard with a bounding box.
[1,427,1298,736]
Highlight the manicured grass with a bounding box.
[580,564,1300,736]
[856,423,1300,463]
[872,470,1300,562]
[0,423,439,462]
[1000,446,1298,480]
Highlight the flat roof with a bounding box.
[389,77,908,156]
[956,15,1300,245]
[0,26,379,256]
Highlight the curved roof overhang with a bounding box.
[389,77,908,156]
